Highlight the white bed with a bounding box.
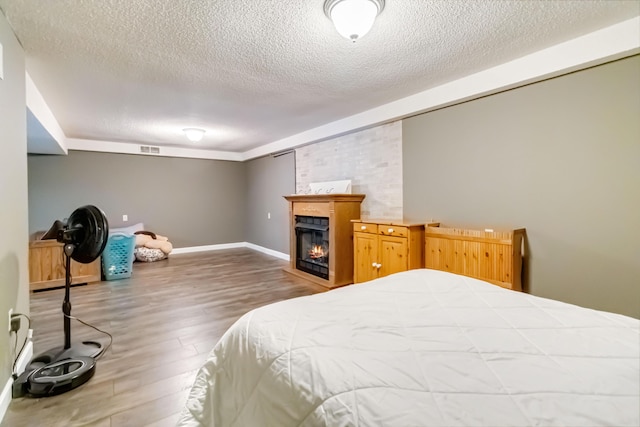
[177,269,639,426]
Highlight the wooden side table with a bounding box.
[29,239,101,291]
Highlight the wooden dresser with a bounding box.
[29,239,101,291]
[352,220,439,284]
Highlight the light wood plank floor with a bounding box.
[3,248,325,427]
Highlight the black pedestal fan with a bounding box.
[14,205,110,397]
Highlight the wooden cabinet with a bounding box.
[425,226,525,291]
[353,224,378,283]
[29,239,101,291]
[353,220,438,284]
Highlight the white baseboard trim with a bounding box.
[171,242,246,255]
[0,379,11,424]
[244,243,290,261]
[0,340,33,423]
[171,242,290,261]
[15,341,33,377]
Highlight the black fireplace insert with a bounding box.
[295,215,329,280]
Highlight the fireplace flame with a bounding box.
[308,245,325,259]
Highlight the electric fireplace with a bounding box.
[284,194,365,289]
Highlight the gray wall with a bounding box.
[403,55,640,318]
[28,151,247,248]
[0,12,30,403]
[244,153,295,254]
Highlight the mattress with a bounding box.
[177,269,640,426]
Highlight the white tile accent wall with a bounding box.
[296,121,403,219]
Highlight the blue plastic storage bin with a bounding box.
[102,233,136,280]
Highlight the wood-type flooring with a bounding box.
[2,248,325,427]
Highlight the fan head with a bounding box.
[60,205,109,263]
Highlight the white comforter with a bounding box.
[178,269,640,427]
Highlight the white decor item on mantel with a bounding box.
[306,180,352,195]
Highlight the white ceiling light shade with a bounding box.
[324,0,385,42]
[183,128,205,142]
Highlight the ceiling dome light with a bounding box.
[183,128,205,142]
[324,0,384,42]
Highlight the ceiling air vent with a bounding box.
[140,145,160,154]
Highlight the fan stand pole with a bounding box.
[63,244,74,350]
[50,243,106,360]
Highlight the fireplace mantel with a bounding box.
[284,194,365,289]
[283,194,366,203]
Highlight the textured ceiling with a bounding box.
[1,0,638,152]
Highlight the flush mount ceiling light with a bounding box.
[324,0,385,42]
[183,128,205,142]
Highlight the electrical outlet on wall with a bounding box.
[122,214,128,222]
[8,308,13,333]
[267,212,271,219]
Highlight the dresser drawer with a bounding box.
[353,222,378,234]
[378,225,408,238]
[293,202,330,217]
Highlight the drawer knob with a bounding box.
[376,263,382,269]
[371,262,377,267]
[361,225,366,230]
[388,228,394,233]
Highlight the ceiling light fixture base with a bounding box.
[323,0,385,17]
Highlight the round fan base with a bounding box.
[26,357,96,397]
